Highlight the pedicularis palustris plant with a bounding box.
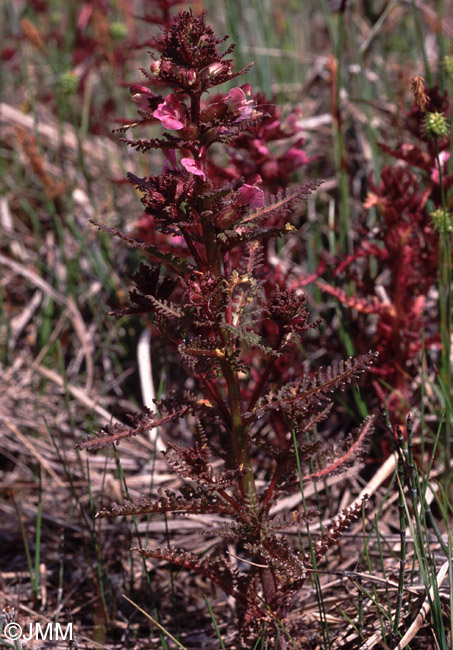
[79,11,376,647]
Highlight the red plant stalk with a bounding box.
[306,84,451,426]
[80,11,376,646]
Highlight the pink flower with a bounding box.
[236,183,264,208]
[252,139,269,156]
[153,94,185,130]
[224,87,254,121]
[181,157,206,181]
[130,84,155,111]
[431,151,450,184]
[172,235,185,245]
[261,159,279,179]
[285,147,310,168]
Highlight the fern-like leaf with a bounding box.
[79,392,203,451]
[178,337,223,371]
[245,534,307,585]
[149,295,183,319]
[217,221,296,250]
[264,508,319,534]
[301,415,374,482]
[121,136,185,153]
[240,181,322,225]
[316,280,392,317]
[77,411,156,451]
[313,497,368,562]
[89,220,193,275]
[250,352,378,420]
[135,547,251,602]
[96,486,237,519]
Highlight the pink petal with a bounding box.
[181,158,206,181]
[154,107,184,130]
[286,147,310,167]
[237,184,265,208]
[225,87,247,108]
[172,235,185,246]
[252,139,269,156]
[153,94,184,130]
[224,87,254,120]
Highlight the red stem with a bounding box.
[248,332,283,412]
[180,226,205,269]
[202,376,232,426]
[261,460,286,512]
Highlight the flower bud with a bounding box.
[215,205,241,230]
[130,84,155,110]
[150,61,161,75]
[187,69,197,85]
[156,61,187,84]
[200,102,228,123]
[240,83,252,97]
[130,84,153,99]
[200,62,230,81]
[179,124,200,140]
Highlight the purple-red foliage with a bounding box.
[80,11,375,647]
[207,92,312,193]
[314,84,451,423]
[132,68,311,242]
